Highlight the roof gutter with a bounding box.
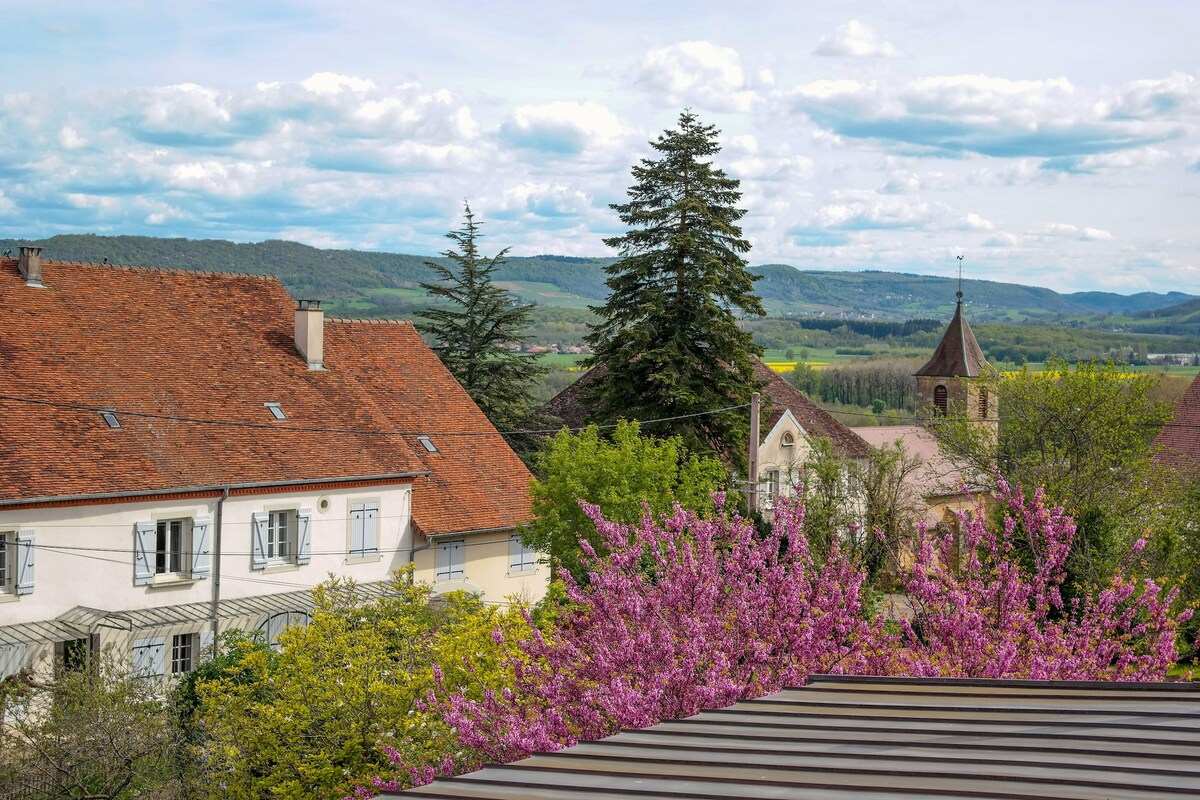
[0,471,431,509]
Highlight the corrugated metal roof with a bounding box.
[391,675,1200,799]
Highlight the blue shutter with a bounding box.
[509,534,522,571]
[199,629,216,663]
[15,530,35,595]
[132,637,166,679]
[349,504,365,558]
[0,644,28,679]
[133,522,154,585]
[449,539,464,579]
[191,516,211,579]
[364,503,378,555]
[296,509,312,565]
[250,513,268,569]
[436,539,450,580]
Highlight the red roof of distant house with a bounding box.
[1153,371,1200,473]
[0,257,531,535]
[543,360,870,460]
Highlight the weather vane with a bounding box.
[956,254,964,300]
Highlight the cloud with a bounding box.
[814,20,903,58]
[1030,222,1114,241]
[635,41,760,112]
[1041,146,1172,174]
[983,231,1021,248]
[499,101,625,156]
[784,73,1191,159]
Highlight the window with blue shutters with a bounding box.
[435,538,465,581]
[131,637,166,680]
[509,534,537,573]
[251,509,310,569]
[15,530,34,596]
[135,517,208,583]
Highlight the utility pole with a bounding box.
[747,392,760,514]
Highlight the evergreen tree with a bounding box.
[416,203,546,429]
[584,111,765,464]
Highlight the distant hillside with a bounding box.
[2,234,1193,327]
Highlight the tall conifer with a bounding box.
[585,111,765,463]
[416,203,545,429]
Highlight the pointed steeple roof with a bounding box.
[914,291,987,378]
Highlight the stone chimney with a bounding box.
[17,246,44,288]
[294,299,325,370]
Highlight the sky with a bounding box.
[2,1,1199,294]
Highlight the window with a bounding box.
[260,611,310,651]
[131,637,165,680]
[436,538,465,581]
[760,470,782,510]
[171,633,196,675]
[509,534,537,573]
[979,388,989,419]
[134,517,210,584]
[349,502,379,559]
[99,410,121,428]
[267,510,291,561]
[781,431,795,447]
[933,384,948,414]
[62,638,89,672]
[155,519,190,575]
[264,402,287,420]
[251,509,311,569]
[417,435,438,453]
[1,530,34,596]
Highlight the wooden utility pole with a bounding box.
[747,392,760,514]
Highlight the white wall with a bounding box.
[756,411,816,507]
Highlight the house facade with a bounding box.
[0,248,545,681]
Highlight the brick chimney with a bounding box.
[294,299,325,370]
[17,246,44,288]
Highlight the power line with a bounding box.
[0,393,750,438]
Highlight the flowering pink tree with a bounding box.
[895,480,1190,680]
[434,493,890,766]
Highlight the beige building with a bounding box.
[0,248,545,682]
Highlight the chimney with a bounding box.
[17,246,44,288]
[294,299,325,370]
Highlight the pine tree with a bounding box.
[416,203,546,429]
[584,111,765,464]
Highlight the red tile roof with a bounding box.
[0,258,531,535]
[1153,371,1200,474]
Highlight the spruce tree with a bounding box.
[416,203,546,429]
[584,111,765,464]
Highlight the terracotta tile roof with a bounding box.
[1153,371,1200,474]
[0,258,531,535]
[543,359,870,459]
[914,298,987,378]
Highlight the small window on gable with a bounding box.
[265,403,286,420]
[100,411,121,428]
[979,388,989,419]
[417,436,438,453]
[781,431,795,447]
[933,385,948,415]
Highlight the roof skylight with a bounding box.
[417,435,438,453]
[265,402,287,420]
[99,411,121,429]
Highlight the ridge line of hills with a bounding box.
[1,234,1194,326]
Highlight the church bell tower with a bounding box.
[914,289,998,441]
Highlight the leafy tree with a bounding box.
[188,569,537,799]
[416,203,546,429]
[929,357,1174,590]
[0,649,180,800]
[584,111,765,466]
[520,421,727,583]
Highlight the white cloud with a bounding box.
[983,231,1021,248]
[1030,222,1114,241]
[299,73,376,95]
[0,189,15,216]
[500,101,625,156]
[58,125,87,149]
[814,20,903,58]
[636,41,759,112]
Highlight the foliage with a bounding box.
[520,421,727,583]
[428,482,1189,777]
[583,111,766,466]
[0,649,180,800]
[897,480,1189,679]
[188,569,537,799]
[799,437,924,586]
[415,203,546,429]
[438,493,888,766]
[788,358,924,413]
[929,357,1174,590]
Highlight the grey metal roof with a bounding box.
[391,675,1200,799]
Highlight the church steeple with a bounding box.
[915,288,997,438]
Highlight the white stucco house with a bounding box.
[0,247,546,682]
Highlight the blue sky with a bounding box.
[3,1,1199,293]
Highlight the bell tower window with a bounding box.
[933,385,948,414]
